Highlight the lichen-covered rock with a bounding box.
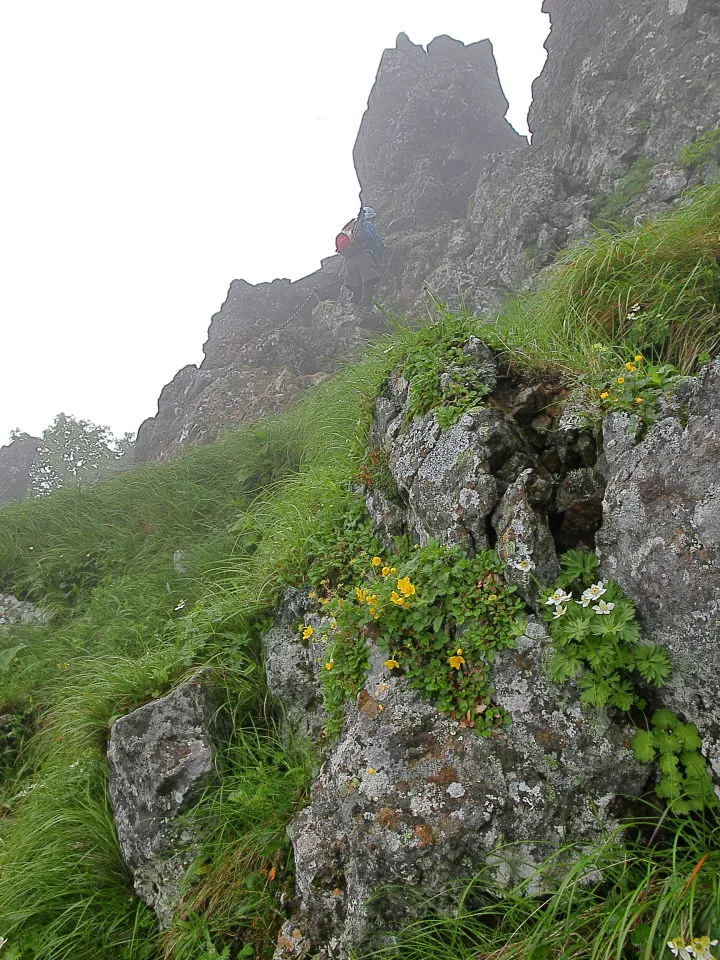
[107,679,221,927]
[276,623,645,959]
[597,358,720,777]
[0,593,48,627]
[264,590,333,741]
[492,468,559,604]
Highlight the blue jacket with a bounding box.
[359,221,384,260]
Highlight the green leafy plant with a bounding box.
[596,157,653,220]
[544,557,670,711]
[588,348,687,422]
[357,446,401,503]
[305,543,525,737]
[632,711,717,814]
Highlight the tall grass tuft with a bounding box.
[487,184,720,374]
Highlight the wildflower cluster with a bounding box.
[546,550,717,813]
[588,342,686,421]
[303,542,525,737]
[544,550,671,711]
[667,935,718,960]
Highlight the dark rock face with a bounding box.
[0,436,38,507]
[133,2,719,463]
[353,33,524,231]
[107,680,221,926]
[597,358,720,779]
[272,626,645,960]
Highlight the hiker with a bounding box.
[336,205,384,308]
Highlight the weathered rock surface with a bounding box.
[365,346,603,594]
[273,624,646,959]
[107,679,221,927]
[0,593,47,627]
[598,358,720,777]
[0,435,38,507]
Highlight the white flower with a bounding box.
[509,556,535,572]
[592,599,615,615]
[174,599,187,611]
[553,605,568,618]
[545,589,572,606]
[691,936,719,960]
[667,938,694,960]
[587,581,607,600]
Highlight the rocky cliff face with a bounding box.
[132,0,719,464]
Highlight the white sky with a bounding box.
[0,1,549,447]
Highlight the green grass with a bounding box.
[484,183,720,375]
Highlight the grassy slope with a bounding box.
[0,185,717,959]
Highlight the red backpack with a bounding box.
[335,219,357,255]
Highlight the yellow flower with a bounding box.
[487,594,498,603]
[385,658,400,670]
[635,396,644,404]
[381,566,392,577]
[625,362,637,372]
[371,556,382,566]
[600,391,610,399]
[330,619,338,628]
[325,660,334,670]
[368,767,376,775]
[389,567,397,574]
[456,648,463,655]
[397,576,416,597]
[308,591,317,599]
[616,376,625,384]
[634,354,644,362]
[302,625,314,640]
[355,587,365,601]
[448,654,466,670]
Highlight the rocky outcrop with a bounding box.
[271,620,645,960]
[133,0,719,463]
[365,343,603,604]
[597,358,720,779]
[353,33,523,232]
[107,679,221,927]
[0,435,38,507]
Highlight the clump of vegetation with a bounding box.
[585,345,688,423]
[486,183,720,374]
[679,129,720,171]
[543,550,671,711]
[402,314,493,428]
[596,157,654,220]
[543,550,716,816]
[303,543,525,737]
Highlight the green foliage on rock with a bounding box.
[305,540,525,737]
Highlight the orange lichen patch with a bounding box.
[534,727,565,752]
[429,766,459,786]
[357,689,382,719]
[377,807,402,830]
[414,823,435,848]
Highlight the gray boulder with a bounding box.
[107,679,221,927]
[598,358,720,777]
[274,623,645,959]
